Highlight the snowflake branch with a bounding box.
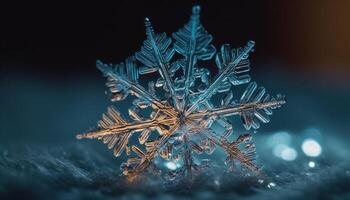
[173,5,216,111]
[126,121,180,181]
[181,6,200,111]
[187,99,286,120]
[137,18,180,110]
[76,117,177,140]
[201,129,261,174]
[183,134,193,178]
[97,60,177,117]
[185,41,255,115]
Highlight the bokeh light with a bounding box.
[308,161,316,168]
[270,131,298,161]
[281,147,298,161]
[273,144,288,158]
[302,139,322,157]
[267,131,292,147]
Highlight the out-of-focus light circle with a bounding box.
[302,139,322,157]
[273,144,289,157]
[214,180,220,186]
[165,162,177,170]
[268,131,291,147]
[308,161,316,168]
[281,147,298,161]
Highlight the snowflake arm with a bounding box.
[124,121,180,182]
[188,82,286,130]
[182,134,194,178]
[76,110,176,140]
[202,129,261,173]
[135,18,179,110]
[76,106,177,157]
[173,5,216,111]
[95,59,177,117]
[185,41,255,115]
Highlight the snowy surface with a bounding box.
[1,131,349,200]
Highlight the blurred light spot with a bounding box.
[273,144,288,157]
[268,131,291,148]
[214,180,220,186]
[308,161,315,168]
[302,139,322,157]
[258,179,264,184]
[267,182,276,188]
[281,147,297,161]
[165,162,177,170]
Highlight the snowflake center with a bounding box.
[178,112,187,125]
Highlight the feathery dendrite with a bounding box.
[77,5,286,183]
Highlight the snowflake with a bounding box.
[76,5,286,182]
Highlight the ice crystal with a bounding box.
[77,5,286,182]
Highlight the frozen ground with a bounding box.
[0,131,349,200]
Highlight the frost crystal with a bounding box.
[77,5,286,182]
